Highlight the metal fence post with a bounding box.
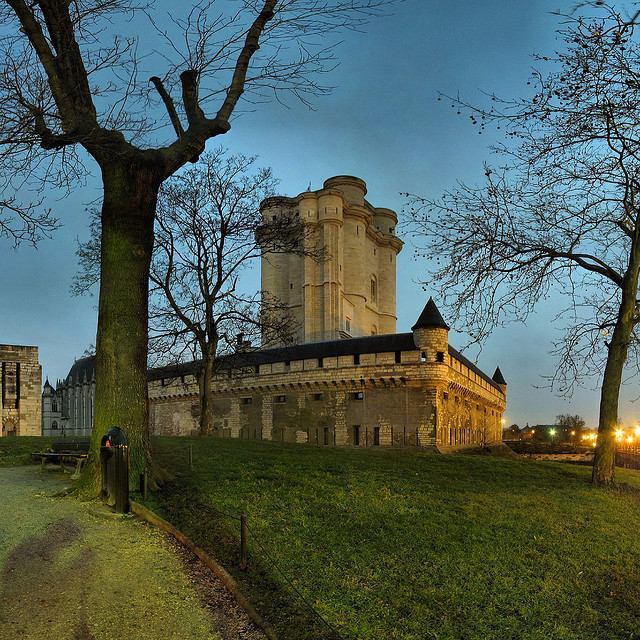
[240,513,248,570]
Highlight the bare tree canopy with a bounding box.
[74,149,322,435]
[405,3,640,486]
[0,0,397,487]
[151,149,322,434]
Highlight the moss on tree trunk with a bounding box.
[84,159,162,492]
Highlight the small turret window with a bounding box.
[420,352,427,363]
[436,351,445,362]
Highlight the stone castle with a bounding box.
[1,344,41,436]
[38,175,506,449]
[149,176,507,449]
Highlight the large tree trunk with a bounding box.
[85,158,163,491]
[592,255,640,486]
[198,345,216,436]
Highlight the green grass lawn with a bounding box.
[146,437,640,640]
[0,436,56,466]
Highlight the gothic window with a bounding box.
[345,317,351,333]
[370,277,377,302]
[51,421,58,430]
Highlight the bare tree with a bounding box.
[405,4,640,486]
[1,0,394,484]
[556,414,586,443]
[149,149,321,435]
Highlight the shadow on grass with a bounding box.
[147,477,342,640]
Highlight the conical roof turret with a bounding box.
[411,297,450,331]
[43,378,54,395]
[492,366,507,385]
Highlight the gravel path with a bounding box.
[0,466,265,640]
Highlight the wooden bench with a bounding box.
[32,439,91,476]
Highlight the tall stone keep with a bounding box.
[260,176,404,344]
[1,344,42,436]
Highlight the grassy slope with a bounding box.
[0,436,56,466]
[148,437,640,640]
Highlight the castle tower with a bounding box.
[260,176,403,345]
[411,297,450,362]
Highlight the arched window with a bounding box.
[370,276,377,303]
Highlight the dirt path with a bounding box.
[0,466,264,640]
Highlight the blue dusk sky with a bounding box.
[1,0,638,428]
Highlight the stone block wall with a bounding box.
[148,342,506,451]
[1,344,42,436]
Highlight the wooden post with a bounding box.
[240,513,248,570]
[140,470,148,500]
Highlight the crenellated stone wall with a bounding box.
[148,340,506,451]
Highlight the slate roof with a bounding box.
[148,333,503,393]
[411,297,450,331]
[492,366,507,385]
[62,333,503,394]
[67,356,96,383]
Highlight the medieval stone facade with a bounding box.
[1,344,42,437]
[44,175,507,450]
[148,300,506,450]
[148,175,506,449]
[260,176,404,344]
